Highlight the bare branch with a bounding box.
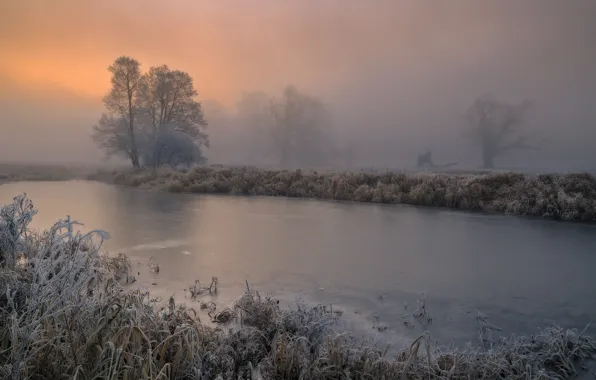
[498,136,540,153]
[463,95,537,168]
[91,114,133,160]
[138,66,208,147]
[96,56,143,167]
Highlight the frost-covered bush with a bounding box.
[106,167,596,222]
[141,130,207,169]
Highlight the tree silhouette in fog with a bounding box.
[138,65,208,146]
[94,57,143,168]
[238,86,334,167]
[92,57,208,168]
[464,95,538,169]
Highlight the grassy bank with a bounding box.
[0,163,108,184]
[103,166,596,222]
[1,194,595,379]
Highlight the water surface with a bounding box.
[1,180,595,346]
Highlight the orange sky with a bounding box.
[4,0,595,102]
[3,0,596,103]
[1,0,596,166]
[0,0,531,105]
[1,0,389,103]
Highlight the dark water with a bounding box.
[1,180,595,347]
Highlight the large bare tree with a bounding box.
[464,95,537,169]
[235,88,333,167]
[99,56,143,168]
[268,86,333,167]
[92,58,208,168]
[138,65,208,147]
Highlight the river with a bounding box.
[1,180,595,347]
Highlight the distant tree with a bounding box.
[99,56,143,168]
[268,86,333,167]
[138,65,208,147]
[464,95,537,169]
[142,129,206,168]
[235,88,333,167]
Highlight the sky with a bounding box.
[1,0,596,170]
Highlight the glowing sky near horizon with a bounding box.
[6,0,587,104]
[1,0,596,166]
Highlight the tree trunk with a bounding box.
[131,154,140,168]
[129,126,140,168]
[280,144,290,167]
[482,145,496,169]
[127,82,140,169]
[154,144,164,169]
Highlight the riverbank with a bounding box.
[1,194,595,379]
[97,166,596,222]
[0,163,110,184]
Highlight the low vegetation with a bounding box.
[0,163,98,184]
[1,194,595,379]
[106,166,596,222]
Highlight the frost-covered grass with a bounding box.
[108,166,596,222]
[1,194,595,379]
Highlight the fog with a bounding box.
[1,0,595,171]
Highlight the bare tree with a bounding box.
[92,58,208,168]
[268,86,333,167]
[234,88,334,167]
[101,56,143,168]
[92,114,139,162]
[138,65,208,148]
[464,95,537,169]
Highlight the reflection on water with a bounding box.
[1,180,595,346]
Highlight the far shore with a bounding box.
[92,165,596,223]
[2,162,595,223]
[0,162,126,184]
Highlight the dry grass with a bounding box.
[107,166,596,222]
[0,163,115,184]
[1,194,595,379]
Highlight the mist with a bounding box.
[1,0,596,171]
